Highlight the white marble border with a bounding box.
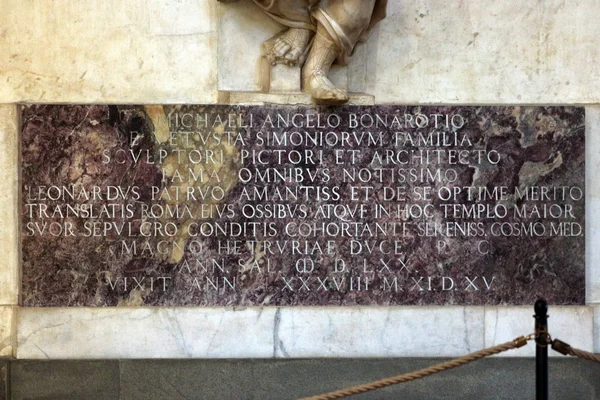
[17,307,276,359]
[586,106,600,304]
[15,306,594,359]
[4,106,599,360]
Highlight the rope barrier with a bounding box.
[298,335,531,400]
[552,339,600,364]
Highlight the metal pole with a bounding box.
[534,298,549,400]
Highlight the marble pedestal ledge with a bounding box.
[16,306,594,359]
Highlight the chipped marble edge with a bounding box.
[14,306,596,359]
[0,105,20,306]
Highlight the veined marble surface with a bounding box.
[18,307,276,359]
[20,105,585,306]
[16,306,595,359]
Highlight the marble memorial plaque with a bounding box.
[21,105,585,306]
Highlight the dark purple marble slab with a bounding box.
[21,105,585,306]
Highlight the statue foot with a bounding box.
[303,72,349,105]
[262,28,314,67]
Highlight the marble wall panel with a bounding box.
[274,307,485,358]
[17,306,596,359]
[370,1,600,104]
[1,1,599,104]
[17,307,276,359]
[17,307,487,359]
[1,1,598,104]
[0,0,218,104]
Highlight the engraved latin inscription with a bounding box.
[21,105,585,306]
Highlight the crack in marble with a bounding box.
[273,308,289,358]
[31,341,50,359]
[160,309,192,357]
[205,314,226,356]
[462,307,471,353]
[491,309,499,346]
[20,317,73,342]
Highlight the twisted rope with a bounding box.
[299,336,530,400]
[552,339,600,364]
[570,347,600,363]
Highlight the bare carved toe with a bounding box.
[261,32,286,65]
[303,72,349,105]
[275,40,292,58]
[285,48,302,64]
[262,28,314,67]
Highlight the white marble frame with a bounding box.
[0,104,596,359]
[14,306,595,359]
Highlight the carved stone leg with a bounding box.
[302,25,349,105]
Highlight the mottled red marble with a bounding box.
[21,105,585,306]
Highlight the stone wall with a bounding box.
[0,0,598,359]
[2,0,599,104]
